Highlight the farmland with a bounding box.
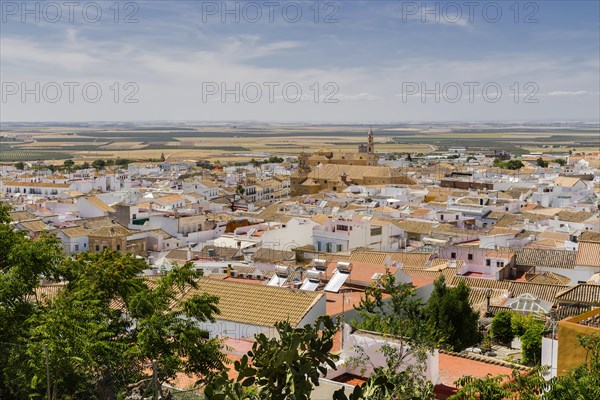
[0,123,597,162]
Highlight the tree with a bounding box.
[0,213,226,400]
[424,277,481,351]
[205,316,339,400]
[92,159,106,170]
[449,368,546,400]
[491,311,515,346]
[81,161,90,169]
[236,184,245,197]
[447,334,600,399]
[63,159,75,169]
[544,334,600,399]
[351,271,435,398]
[536,157,548,168]
[521,320,544,365]
[555,158,567,166]
[505,159,524,170]
[14,161,24,170]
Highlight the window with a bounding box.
[95,245,100,251]
[486,259,491,266]
[440,215,444,220]
[337,244,342,252]
[498,261,505,268]
[326,243,332,253]
[74,244,79,252]
[468,254,473,261]
[317,242,322,252]
[116,244,121,251]
[456,215,459,220]
[337,225,349,231]
[451,252,456,259]
[370,227,382,236]
[132,214,137,220]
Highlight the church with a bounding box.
[291,127,415,196]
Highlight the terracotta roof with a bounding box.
[527,271,572,285]
[82,196,114,213]
[18,219,50,232]
[579,231,600,243]
[8,211,37,222]
[180,278,323,327]
[557,210,597,223]
[556,284,600,305]
[59,226,89,238]
[553,176,582,188]
[512,247,576,269]
[449,276,511,291]
[575,241,600,267]
[394,219,437,235]
[252,248,295,263]
[508,281,569,303]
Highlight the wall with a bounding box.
[556,308,600,376]
[324,325,439,384]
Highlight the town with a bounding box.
[1,124,598,399]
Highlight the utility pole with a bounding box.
[44,344,51,400]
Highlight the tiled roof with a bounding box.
[349,251,432,269]
[555,304,594,320]
[507,281,569,303]
[180,278,323,327]
[252,248,295,263]
[511,248,576,269]
[8,211,37,222]
[394,220,437,235]
[18,219,50,232]
[556,284,600,305]
[60,226,89,238]
[526,271,571,285]
[468,288,509,312]
[557,210,597,223]
[579,231,600,243]
[449,276,511,291]
[575,241,600,267]
[83,196,114,212]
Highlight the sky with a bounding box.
[1,0,599,123]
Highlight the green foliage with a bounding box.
[14,161,25,170]
[424,277,481,351]
[491,311,515,345]
[521,320,544,365]
[555,158,567,166]
[354,271,427,343]
[340,343,435,400]
[63,159,75,168]
[545,334,600,399]
[91,159,107,170]
[205,316,339,400]
[493,158,524,170]
[0,208,225,399]
[448,334,600,399]
[536,157,548,168]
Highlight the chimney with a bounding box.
[485,289,492,317]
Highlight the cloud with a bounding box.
[547,91,599,97]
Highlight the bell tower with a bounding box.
[367,126,374,154]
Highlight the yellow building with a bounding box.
[556,308,600,376]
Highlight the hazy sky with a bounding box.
[1,0,599,122]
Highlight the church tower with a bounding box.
[367,126,374,154]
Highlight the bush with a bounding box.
[521,321,544,365]
[491,311,515,346]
